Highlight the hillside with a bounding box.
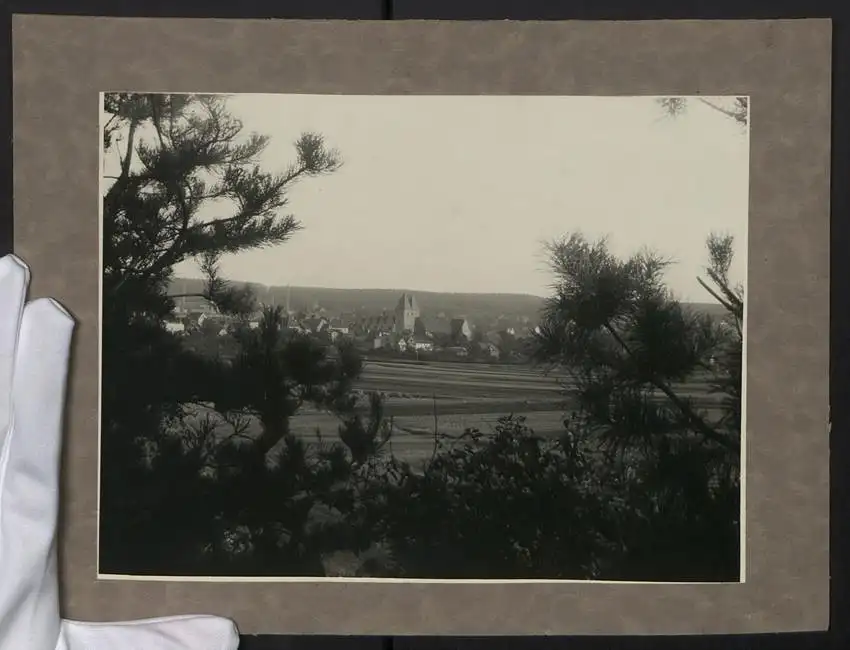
[168,278,731,328]
[170,278,546,328]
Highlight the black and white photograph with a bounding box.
[99,92,748,582]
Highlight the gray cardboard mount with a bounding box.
[12,16,831,635]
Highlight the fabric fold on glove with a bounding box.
[0,256,66,650]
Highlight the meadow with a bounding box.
[180,357,724,469]
[286,358,723,468]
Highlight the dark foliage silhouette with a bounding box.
[100,93,743,581]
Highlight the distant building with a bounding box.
[172,291,216,317]
[394,293,420,334]
[164,321,185,334]
[374,333,393,350]
[301,316,330,334]
[328,326,350,342]
[409,335,434,352]
[353,292,420,337]
[418,316,452,338]
[477,342,500,359]
[450,318,473,343]
[413,317,428,337]
[196,312,232,332]
[328,318,349,333]
[357,312,397,336]
[398,335,433,353]
[516,326,533,339]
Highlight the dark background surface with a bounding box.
[0,1,846,649]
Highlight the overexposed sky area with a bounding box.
[105,94,750,301]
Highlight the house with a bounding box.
[171,289,216,316]
[301,317,329,334]
[194,312,232,333]
[327,329,344,342]
[164,321,185,334]
[410,335,434,352]
[450,318,473,343]
[413,317,428,337]
[515,326,533,339]
[328,315,351,341]
[328,318,350,335]
[399,334,433,353]
[285,320,306,334]
[355,311,396,337]
[477,341,500,359]
[418,316,452,338]
[373,333,395,350]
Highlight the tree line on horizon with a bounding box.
[167,276,730,325]
[99,92,744,581]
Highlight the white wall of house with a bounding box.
[461,321,473,339]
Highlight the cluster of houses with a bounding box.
[164,291,536,362]
[350,293,485,356]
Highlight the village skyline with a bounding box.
[168,281,542,358]
[167,276,729,365]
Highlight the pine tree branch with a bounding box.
[102,119,141,300]
[697,97,747,124]
[706,269,744,316]
[697,277,736,314]
[120,119,138,181]
[149,94,168,150]
[602,321,739,453]
[103,113,119,134]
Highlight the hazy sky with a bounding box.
[111,94,751,301]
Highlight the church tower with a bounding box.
[394,293,420,333]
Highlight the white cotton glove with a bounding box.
[0,255,240,650]
[56,616,240,650]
